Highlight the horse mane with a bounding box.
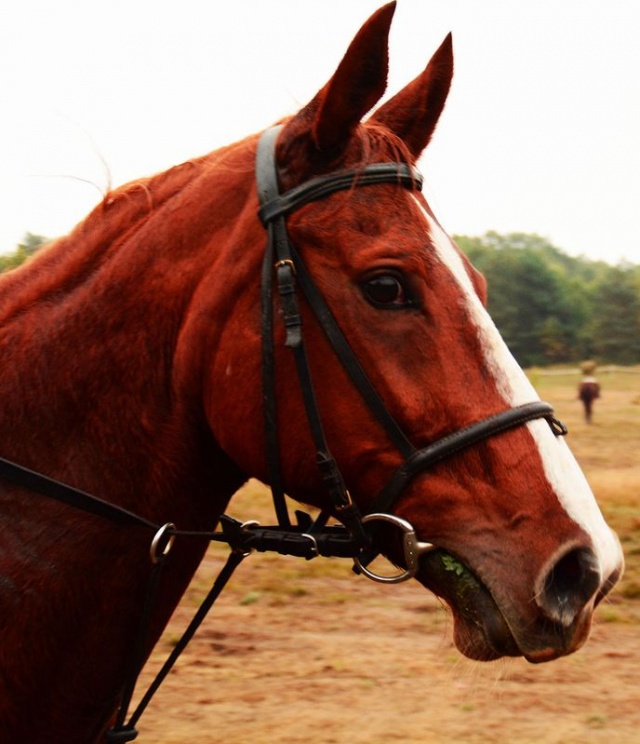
[0,118,411,326]
[0,135,257,322]
[95,135,258,235]
[90,118,410,239]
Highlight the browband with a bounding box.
[257,126,423,226]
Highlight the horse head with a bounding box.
[205,2,623,663]
[0,4,627,741]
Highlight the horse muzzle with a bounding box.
[350,510,623,662]
[413,534,623,663]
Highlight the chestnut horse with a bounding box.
[0,4,623,742]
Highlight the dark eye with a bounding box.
[361,274,413,309]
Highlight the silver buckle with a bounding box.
[353,513,435,584]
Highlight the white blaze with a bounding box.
[412,196,622,581]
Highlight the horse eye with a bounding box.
[361,274,412,308]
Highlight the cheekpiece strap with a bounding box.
[255,125,423,535]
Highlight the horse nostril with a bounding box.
[536,547,601,627]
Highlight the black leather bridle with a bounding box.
[0,124,567,740]
[255,124,567,578]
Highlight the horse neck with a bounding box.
[0,144,260,741]
[0,142,257,525]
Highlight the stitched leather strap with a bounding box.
[0,455,157,530]
[256,125,424,536]
[292,245,415,459]
[259,162,422,224]
[369,401,564,515]
[254,125,567,552]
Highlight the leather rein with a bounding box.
[0,125,567,741]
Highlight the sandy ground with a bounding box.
[128,546,639,744]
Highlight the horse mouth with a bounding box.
[414,550,518,661]
[415,549,574,663]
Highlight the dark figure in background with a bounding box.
[578,375,600,423]
[578,360,600,424]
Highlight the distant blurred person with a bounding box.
[578,360,600,424]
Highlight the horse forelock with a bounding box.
[275,117,415,192]
[354,120,415,167]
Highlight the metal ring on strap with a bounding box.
[149,523,176,564]
[353,513,435,584]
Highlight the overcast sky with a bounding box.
[1,0,639,263]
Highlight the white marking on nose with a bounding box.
[412,195,623,581]
[528,419,622,581]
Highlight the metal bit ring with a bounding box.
[353,513,435,584]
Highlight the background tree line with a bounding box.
[455,232,640,366]
[2,231,640,367]
[0,233,49,273]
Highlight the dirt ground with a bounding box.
[129,372,640,744]
[129,539,639,744]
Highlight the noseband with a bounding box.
[256,125,567,581]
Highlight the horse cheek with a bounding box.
[201,312,267,481]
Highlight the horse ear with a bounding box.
[370,33,454,160]
[306,2,396,152]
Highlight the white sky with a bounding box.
[1,0,639,263]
